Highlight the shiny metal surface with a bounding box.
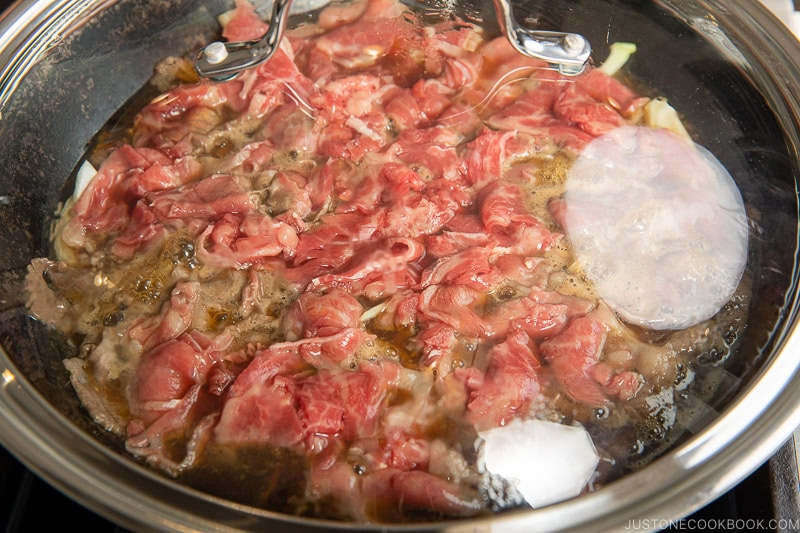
[194,0,293,81]
[492,0,591,75]
[193,0,591,80]
[0,0,799,531]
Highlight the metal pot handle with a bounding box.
[193,0,592,80]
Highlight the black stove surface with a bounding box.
[1,446,123,531]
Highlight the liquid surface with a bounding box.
[22,0,750,523]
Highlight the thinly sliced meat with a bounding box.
[418,276,590,342]
[385,88,424,131]
[380,162,428,199]
[468,36,553,115]
[554,69,647,137]
[419,247,502,292]
[196,213,299,269]
[312,14,431,86]
[215,346,311,447]
[555,88,628,137]
[485,78,563,132]
[317,0,368,29]
[392,124,466,181]
[410,79,453,121]
[103,173,259,258]
[222,0,270,41]
[227,34,317,119]
[293,215,355,268]
[492,254,546,288]
[107,199,169,259]
[539,316,609,406]
[61,145,201,253]
[604,370,644,401]
[337,170,384,215]
[377,178,470,240]
[478,181,562,255]
[266,171,313,228]
[335,162,429,217]
[463,130,536,188]
[281,289,363,340]
[425,230,492,258]
[485,85,597,154]
[305,160,336,213]
[110,173,257,257]
[417,322,458,369]
[220,372,307,448]
[128,281,200,354]
[130,338,206,425]
[484,290,593,341]
[432,38,483,91]
[497,223,563,257]
[304,459,363,519]
[217,355,397,454]
[307,439,479,521]
[572,68,645,116]
[134,84,233,149]
[126,331,245,473]
[465,331,541,430]
[418,285,492,338]
[314,18,412,71]
[371,289,418,330]
[307,237,424,298]
[485,295,569,340]
[262,101,321,155]
[63,358,128,434]
[285,221,381,286]
[478,181,530,233]
[148,174,255,220]
[43,0,675,520]
[302,362,393,442]
[218,140,276,174]
[291,328,374,368]
[314,75,385,119]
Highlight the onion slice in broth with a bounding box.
[559,126,748,330]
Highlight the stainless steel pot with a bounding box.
[1,0,800,531]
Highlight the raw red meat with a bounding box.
[465,331,542,430]
[540,316,610,406]
[45,0,669,522]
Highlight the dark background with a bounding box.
[0,0,792,531]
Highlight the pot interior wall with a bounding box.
[0,0,797,525]
[0,0,233,448]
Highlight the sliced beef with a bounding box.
[464,331,542,430]
[126,330,246,474]
[39,0,670,521]
[540,316,610,406]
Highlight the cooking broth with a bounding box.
[23,0,753,523]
